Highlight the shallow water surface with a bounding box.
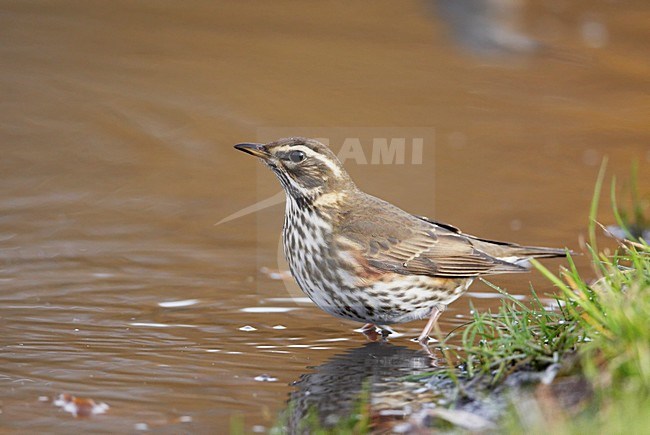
[1,1,649,432]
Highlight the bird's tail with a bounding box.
[470,237,570,263]
[501,245,569,259]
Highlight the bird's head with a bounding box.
[234,137,354,202]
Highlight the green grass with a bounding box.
[449,161,650,432]
[450,284,580,383]
[499,239,650,433]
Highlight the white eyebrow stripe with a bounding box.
[276,145,342,177]
[320,156,343,178]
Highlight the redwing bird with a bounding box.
[235,137,567,344]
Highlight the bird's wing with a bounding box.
[336,197,526,278]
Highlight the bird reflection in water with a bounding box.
[283,342,444,431]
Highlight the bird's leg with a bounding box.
[417,304,447,345]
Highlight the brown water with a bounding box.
[1,0,649,432]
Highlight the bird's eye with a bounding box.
[289,150,306,163]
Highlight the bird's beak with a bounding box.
[234,142,270,160]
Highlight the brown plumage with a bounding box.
[235,137,567,344]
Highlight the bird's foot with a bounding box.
[413,335,439,346]
[355,324,401,342]
[357,323,376,333]
[378,325,404,339]
[355,323,381,341]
